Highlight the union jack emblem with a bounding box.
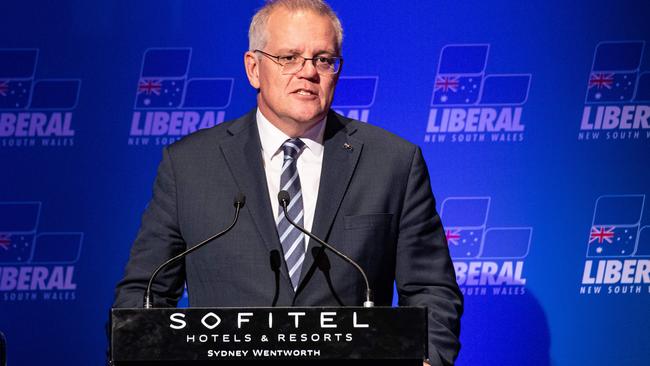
[589,226,615,244]
[445,229,461,246]
[0,234,11,250]
[588,73,614,89]
[0,81,8,96]
[137,79,162,95]
[435,76,460,92]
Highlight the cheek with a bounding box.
[259,65,287,91]
[275,76,296,97]
[321,80,337,100]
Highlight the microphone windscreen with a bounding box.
[234,192,246,207]
[277,190,291,206]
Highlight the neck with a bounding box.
[258,105,325,138]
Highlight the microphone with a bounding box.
[277,190,374,308]
[143,193,246,309]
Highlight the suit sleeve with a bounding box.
[395,146,463,366]
[113,146,187,308]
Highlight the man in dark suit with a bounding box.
[113,1,462,365]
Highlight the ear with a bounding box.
[244,51,261,89]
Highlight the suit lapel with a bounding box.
[219,111,292,287]
[297,112,363,287]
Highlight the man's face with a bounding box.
[245,8,340,134]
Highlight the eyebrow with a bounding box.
[276,48,337,56]
[272,48,301,55]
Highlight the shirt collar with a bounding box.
[256,108,326,160]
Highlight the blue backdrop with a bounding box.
[1,1,649,365]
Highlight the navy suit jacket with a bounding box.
[113,109,463,365]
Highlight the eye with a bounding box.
[316,56,335,65]
[279,55,297,63]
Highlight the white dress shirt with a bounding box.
[256,109,325,249]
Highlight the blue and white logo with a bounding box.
[332,76,378,122]
[0,49,81,148]
[0,202,83,302]
[129,48,234,146]
[579,41,650,141]
[425,44,531,143]
[581,195,650,296]
[441,196,533,296]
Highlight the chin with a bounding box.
[291,110,325,124]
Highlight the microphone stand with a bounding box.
[143,194,245,309]
[279,191,374,308]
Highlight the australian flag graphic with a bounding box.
[445,227,483,258]
[135,48,189,109]
[0,49,37,109]
[432,45,487,105]
[0,80,32,109]
[0,202,40,263]
[431,44,531,106]
[585,41,644,103]
[587,195,644,257]
[441,196,532,259]
[0,49,81,110]
[441,197,490,259]
[134,48,234,110]
[0,202,83,264]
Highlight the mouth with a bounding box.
[292,88,318,97]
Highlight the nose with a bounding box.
[295,58,319,80]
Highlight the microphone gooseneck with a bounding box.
[278,190,374,308]
[143,193,246,309]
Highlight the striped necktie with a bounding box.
[276,138,306,290]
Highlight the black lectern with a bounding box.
[110,306,426,365]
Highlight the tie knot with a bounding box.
[281,138,305,159]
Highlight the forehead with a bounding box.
[264,8,338,53]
